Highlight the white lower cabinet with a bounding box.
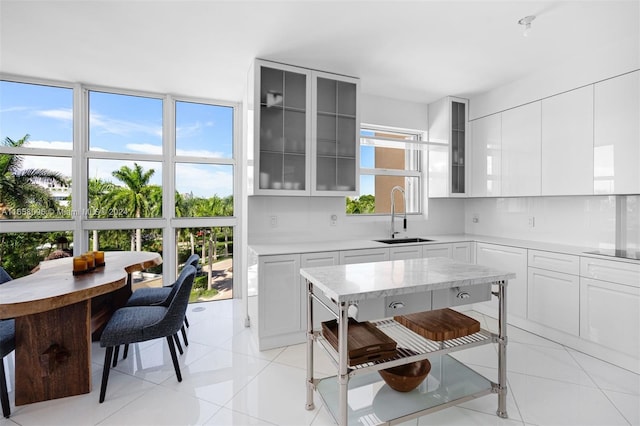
[475,243,528,318]
[527,250,580,335]
[580,277,639,359]
[257,254,302,348]
[389,245,423,260]
[423,243,453,258]
[579,257,640,360]
[528,267,580,335]
[452,242,474,263]
[301,252,340,329]
[339,247,389,264]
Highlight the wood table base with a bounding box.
[15,300,91,405]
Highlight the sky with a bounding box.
[0,80,234,198]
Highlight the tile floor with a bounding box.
[1,299,638,426]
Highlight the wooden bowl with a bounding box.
[379,358,431,392]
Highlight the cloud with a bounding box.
[25,139,73,150]
[176,148,226,158]
[90,111,162,139]
[126,143,163,155]
[176,163,233,198]
[37,108,73,121]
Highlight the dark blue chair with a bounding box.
[125,253,200,346]
[0,267,15,418]
[99,265,196,403]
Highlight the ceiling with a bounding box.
[0,1,638,105]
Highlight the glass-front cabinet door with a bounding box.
[255,61,311,194]
[251,60,359,196]
[312,72,359,195]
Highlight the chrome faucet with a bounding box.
[390,185,407,238]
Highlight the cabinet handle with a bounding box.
[388,301,405,309]
[456,292,470,299]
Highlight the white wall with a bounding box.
[360,93,428,131]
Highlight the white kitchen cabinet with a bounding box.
[475,243,527,318]
[423,243,452,258]
[311,71,359,195]
[249,59,359,196]
[541,86,594,195]
[527,251,580,336]
[594,70,640,194]
[421,242,473,262]
[579,256,640,361]
[580,277,639,359]
[301,251,340,328]
[470,113,502,197]
[428,96,469,197]
[257,254,302,349]
[339,247,389,264]
[501,102,541,196]
[452,242,474,263]
[389,245,423,260]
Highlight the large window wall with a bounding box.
[0,76,240,298]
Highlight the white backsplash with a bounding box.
[463,195,640,250]
[249,194,639,251]
[248,196,465,243]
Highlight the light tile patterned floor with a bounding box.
[1,299,638,425]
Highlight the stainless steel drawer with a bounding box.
[431,283,492,309]
[348,291,432,321]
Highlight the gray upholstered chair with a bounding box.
[0,267,15,418]
[125,253,200,345]
[99,264,196,403]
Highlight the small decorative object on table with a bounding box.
[82,252,96,271]
[93,251,105,267]
[72,256,88,275]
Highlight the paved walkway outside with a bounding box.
[133,257,233,301]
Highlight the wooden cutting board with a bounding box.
[395,308,480,341]
[322,318,397,365]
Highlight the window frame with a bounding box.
[0,74,242,295]
[349,124,428,216]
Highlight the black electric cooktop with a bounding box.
[583,249,640,261]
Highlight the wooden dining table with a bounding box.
[0,251,162,405]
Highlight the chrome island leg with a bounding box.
[305,280,315,411]
[497,280,508,418]
[338,301,349,425]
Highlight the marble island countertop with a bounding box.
[300,257,516,303]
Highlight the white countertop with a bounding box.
[250,233,640,265]
[300,257,516,303]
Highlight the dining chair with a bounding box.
[111,254,200,367]
[0,267,15,418]
[126,253,200,331]
[98,264,196,403]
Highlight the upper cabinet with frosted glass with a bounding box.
[312,71,359,195]
[427,96,468,197]
[248,59,359,196]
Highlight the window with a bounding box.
[1,77,239,301]
[347,126,424,215]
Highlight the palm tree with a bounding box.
[1,135,68,265]
[0,134,68,218]
[104,163,156,251]
[88,178,116,250]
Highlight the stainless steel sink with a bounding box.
[374,237,434,244]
